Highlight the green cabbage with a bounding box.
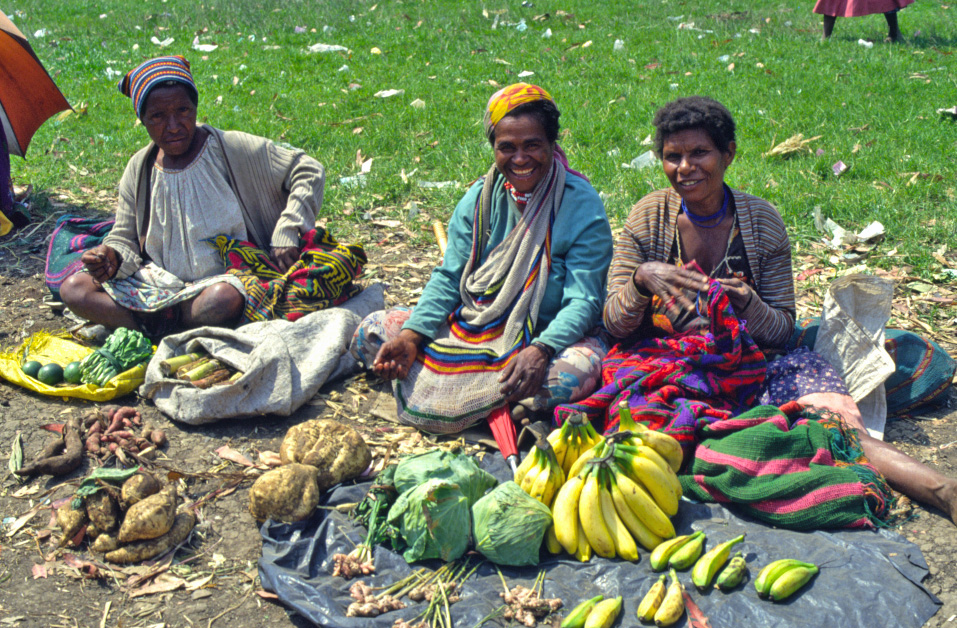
[471,481,552,566]
[393,450,498,506]
[387,478,471,563]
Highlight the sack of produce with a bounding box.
[472,481,552,566]
[387,478,470,563]
[393,450,497,506]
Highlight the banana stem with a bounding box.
[618,400,638,431]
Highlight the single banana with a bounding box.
[568,441,603,478]
[520,449,544,493]
[715,552,748,591]
[560,594,603,628]
[574,518,593,562]
[514,447,537,485]
[542,455,566,507]
[614,449,680,516]
[598,473,640,561]
[613,467,675,539]
[578,471,616,559]
[544,523,564,554]
[653,569,685,627]
[754,559,817,599]
[548,423,569,471]
[529,461,553,503]
[609,476,664,551]
[668,530,706,570]
[649,533,698,572]
[637,574,668,622]
[563,431,582,476]
[553,475,585,554]
[768,564,819,602]
[583,596,622,628]
[633,423,684,472]
[691,533,745,590]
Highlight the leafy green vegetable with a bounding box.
[80,328,153,386]
[393,450,498,507]
[387,479,470,563]
[472,481,552,566]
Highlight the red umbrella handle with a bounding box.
[487,405,519,471]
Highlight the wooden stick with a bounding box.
[160,352,203,377]
[191,369,230,389]
[176,357,210,379]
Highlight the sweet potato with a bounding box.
[150,430,167,448]
[118,485,177,543]
[91,533,119,553]
[121,473,162,507]
[86,489,120,533]
[57,502,88,547]
[15,415,83,477]
[105,509,195,564]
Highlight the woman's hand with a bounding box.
[373,329,426,380]
[498,345,549,402]
[270,246,300,273]
[633,261,710,314]
[81,245,119,284]
[716,277,756,313]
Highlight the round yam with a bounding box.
[86,490,120,533]
[278,420,372,491]
[121,473,162,507]
[248,463,320,523]
[106,509,195,564]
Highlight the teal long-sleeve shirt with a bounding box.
[403,172,613,352]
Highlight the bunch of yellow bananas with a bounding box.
[550,434,681,563]
[514,436,566,508]
[547,413,603,476]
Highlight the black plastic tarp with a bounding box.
[259,454,941,627]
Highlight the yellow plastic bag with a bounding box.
[0,331,148,401]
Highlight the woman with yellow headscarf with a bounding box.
[351,83,613,434]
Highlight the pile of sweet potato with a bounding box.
[57,472,195,564]
[84,406,166,459]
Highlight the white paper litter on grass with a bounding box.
[374,89,404,98]
[410,98,426,109]
[858,39,874,48]
[622,151,657,169]
[192,36,218,52]
[418,181,457,189]
[307,43,348,53]
[518,70,534,78]
[151,36,174,47]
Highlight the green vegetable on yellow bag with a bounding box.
[80,328,153,387]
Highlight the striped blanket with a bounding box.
[209,228,366,324]
[681,402,892,529]
[44,215,115,300]
[554,281,766,453]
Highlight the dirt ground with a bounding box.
[1,213,956,628]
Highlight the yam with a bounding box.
[15,415,83,477]
[91,533,119,553]
[57,502,88,547]
[105,509,195,564]
[278,420,372,491]
[248,463,320,523]
[121,473,162,507]
[86,489,120,532]
[117,485,177,543]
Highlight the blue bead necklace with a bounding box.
[682,188,729,228]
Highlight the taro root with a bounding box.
[86,489,120,533]
[106,508,195,564]
[121,473,162,507]
[57,502,88,547]
[91,533,119,553]
[279,420,372,491]
[248,463,320,523]
[117,485,177,543]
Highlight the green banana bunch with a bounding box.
[691,533,745,590]
[649,531,704,572]
[583,596,622,628]
[636,574,668,622]
[560,594,603,628]
[715,552,748,591]
[653,569,685,627]
[668,531,706,570]
[754,559,819,600]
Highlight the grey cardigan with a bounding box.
[104,125,325,280]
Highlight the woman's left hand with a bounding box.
[498,345,548,402]
[716,276,756,313]
[270,247,299,273]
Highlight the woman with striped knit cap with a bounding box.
[60,55,326,337]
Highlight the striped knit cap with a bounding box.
[118,55,198,119]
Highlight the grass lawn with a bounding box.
[7,0,957,278]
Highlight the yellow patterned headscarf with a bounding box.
[483,83,554,140]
